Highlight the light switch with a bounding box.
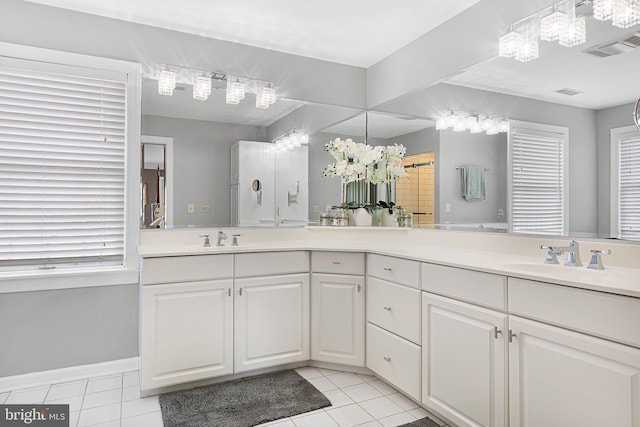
[187,203,195,214]
[445,202,451,213]
[202,204,211,213]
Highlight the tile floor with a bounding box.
[0,367,450,427]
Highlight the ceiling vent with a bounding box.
[555,88,583,96]
[585,39,637,58]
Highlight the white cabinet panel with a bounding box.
[509,277,640,348]
[141,254,233,285]
[235,273,310,372]
[367,277,421,344]
[311,273,364,366]
[311,251,365,275]
[509,316,640,427]
[235,251,309,278]
[422,293,507,427]
[367,322,421,401]
[141,279,233,390]
[367,254,420,289]
[422,263,506,311]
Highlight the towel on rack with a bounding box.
[461,164,486,201]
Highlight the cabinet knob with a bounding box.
[332,261,341,265]
[383,356,391,362]
[383,306,392,311]
[509,330,517,343]
[494,326,502,339]
[383,267,392,272]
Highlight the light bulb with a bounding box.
[226,78,240,104]
[158,69,176,96]
[515,38,539,62]
[498,120,511,133]
[435,116,448,130]
[499,31,523,58]
[594,0,614,20]
[463,115,477,129]
[193,74,211,101]
[540,9,568,42]
[300,134,309,145]
[560,16,586,47]
[612,0,640,28]
[469,122,483,133]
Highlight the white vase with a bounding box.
[381,210,398,227]
[351,208,372,226]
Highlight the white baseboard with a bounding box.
[0,357,139,393]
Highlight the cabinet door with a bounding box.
[311,273,364,366]
[140,279,233,391]
[422,293,507,427]
[509,316,640,427]
[235,273,310,373]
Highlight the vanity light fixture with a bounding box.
[256,81,277,109]
[193,74,212,101]
[499,0,588,63]
[436,110,510,136]
[225,76,246,105]
[158,68,176,96]
[272,129,309,152]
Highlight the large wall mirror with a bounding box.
[370,16,640,241]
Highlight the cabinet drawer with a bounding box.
[422,263,506,311]
[235,251,309,278]
[509,278,640,348]
[367,254,420,288]
[367,277,421,344]
[312,251,364,275]
[367,322,421,401]
[141,254,233,285]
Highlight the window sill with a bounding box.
[0,267,139,293]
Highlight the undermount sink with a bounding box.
[504,263,568,274]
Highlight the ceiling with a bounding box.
[22,0,481,68]
[445,19,640,110]
[323,112,435,139]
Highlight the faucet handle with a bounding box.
[200,234,211,247]
[587,249,611,270]
[232,234,241,246]
[540,245,559,264]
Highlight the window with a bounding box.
[0,54,133,272]
[611,125,640,241]
[508,121,569,236]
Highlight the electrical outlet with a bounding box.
[202,204,211,213]
[187,203,195,214]
[312,205,320,213]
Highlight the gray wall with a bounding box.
[0,285,138,377]
[376,83,599,235]
[142,115,265,226]
[0,0,366,109]
[596,102,636,235]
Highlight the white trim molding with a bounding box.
[0,357,140,393]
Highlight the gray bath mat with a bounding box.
[159,369,331,427]
[399,416,441,427]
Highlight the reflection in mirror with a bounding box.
[372,19,640,240]
[141,135,173,228]
[141,76,364,228]
[366,111,508,230]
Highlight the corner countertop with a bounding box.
[139,238,640,299]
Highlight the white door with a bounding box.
[311,273,364,366]
[140,279,234,391]
[234,273,310,372]
[422,293,507,427]
[509,316,640,427]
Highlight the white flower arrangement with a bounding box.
[322,138,384,184]
[370,143,409,185]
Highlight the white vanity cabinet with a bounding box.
[140,255,234,391]
[366,254,422,401]
[508,278,640,427]
[421,263,508,427]
[234,251,310,373]
[311,251,365,366]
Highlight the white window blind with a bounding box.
[617,132,640,240]
[0,62,126,271]
[510,124,568,236]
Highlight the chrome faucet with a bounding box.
[200,234,211,247]
[217,230,227,247]
[564,240,582,266]
[231,234,241,246]
[540,240,582,265]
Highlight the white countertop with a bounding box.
[139,233,640,299]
